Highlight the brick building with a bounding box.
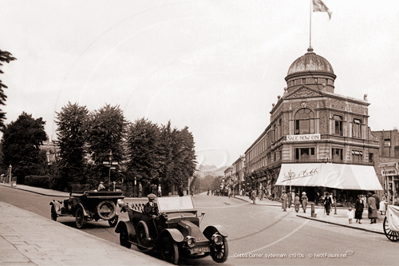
[244,47,382,202]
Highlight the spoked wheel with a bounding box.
[136,221,150,250]
[108,215,118,227]
[383,216,399,242]
[119,226,131,248]
[210,236,229,263]
[50,206,57,221]
[161,236,179,265]
[75,207,86,229]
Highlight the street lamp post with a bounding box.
[8,165,12,184]
[103,151,118,191]
[287,170,294,195]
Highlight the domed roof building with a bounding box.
[242,47,382,203]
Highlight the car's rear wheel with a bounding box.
[119,226,131,248]
[211,236,229,263]
[50,206,57,221]
[108,215,118,227]
[136,220,150,249]
[75,207,86,229]
[161,236,179,265]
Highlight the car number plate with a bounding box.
[192,246,210,253]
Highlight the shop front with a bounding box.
[275,163,383,205]
[380,162,399,205]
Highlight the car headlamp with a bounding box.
[186,236,196,248]
[211,233,223,245]
[117,199,124,206]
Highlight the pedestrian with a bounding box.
[294,193,301,212]
[281,191,287,211]
[373,192,380,215]
[315,191,320,206]
[97,181,106,191]
[367,192,378,224]
[251,189,257,204]
[138,182,142,198]
[287,191,292,208]
[301,192,308,213]
[157,184,162,197]
[380,193,387,215]
[347,206,354,224]
[355,195,364,224]
[324,192,332,215]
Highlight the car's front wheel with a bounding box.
[211,236,229,263]
[119,226,131,248]
[50,206,57,221]
[161,236,179,265]
[75,207,86,229]
[108,215,118,227]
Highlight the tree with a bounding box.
[86,104,128,184]
[158,122,196,190]
[0,50,17,128]
[1,112,47,179]
[125,118,162,185]
[55,102,89,186]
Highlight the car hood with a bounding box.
[177,220,208,242]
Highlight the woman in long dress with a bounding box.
[301,192,308,213]
[294,193,301,213]
[355,195,364,224]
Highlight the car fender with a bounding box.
[159,228,184,243]
[76,203,89,217]
[49,200,62,213]
[203,225,228,239]
[115,221,136,238]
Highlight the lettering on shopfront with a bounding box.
[286,134,320,142]
[381,169,397,176]
[283,168,319,182]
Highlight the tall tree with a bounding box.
[1,112,47,177]
[0,50,17,128]
[126,118,162,185]
[158,122,196,190]
[55,102,89,185]
[86,104,128,183]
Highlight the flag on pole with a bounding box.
[312,0,332,20]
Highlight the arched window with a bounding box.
[295,109,315,134]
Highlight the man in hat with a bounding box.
[144,193,158,216]
[98,181,106,191]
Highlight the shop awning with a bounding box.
[275,163,383,191]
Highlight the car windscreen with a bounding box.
[157,196,195,212]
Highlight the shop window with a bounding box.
[352,150,363,162]
[352,119,362,138]
[333,115,343,136]
[295,109,315,135]
[332,148,343,161]
[295,147,315,161]
[369,153,373,163]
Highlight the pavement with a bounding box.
[0,182,170,266]
[234,195,385,235]
[0,184,387,266]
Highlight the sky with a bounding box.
[1,0,399,169]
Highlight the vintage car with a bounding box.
[115,195,228,264]
[50,190,125,229]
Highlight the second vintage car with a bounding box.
[50,190,124,229]
[115,194,229,264]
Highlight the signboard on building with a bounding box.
[381,168,397,176]
[286,134,321,142]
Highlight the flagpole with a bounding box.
[309,0,312,48]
